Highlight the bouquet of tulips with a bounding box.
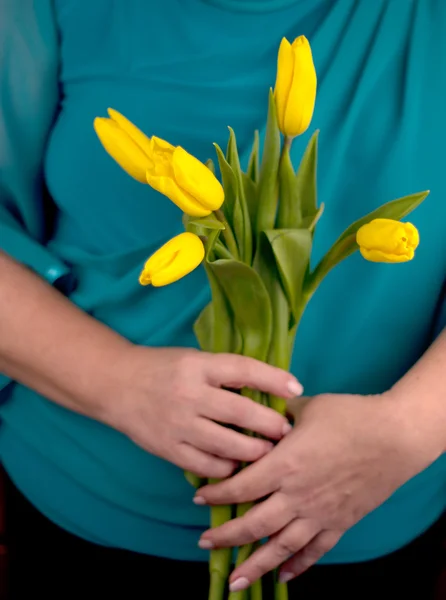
[95,36,428,600]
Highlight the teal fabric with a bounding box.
[0,0,445,563]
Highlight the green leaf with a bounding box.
[207,259,272,360]
[264,229,312,322]
[276,143,300,229]
[296,130,319,220]
[307,190,430,295]
[247,130,260,183]
[193,302,216,353]
[226,127,253,264]
[205,158,216,174]
[214,143,238,224]
[188,217,225,230]
[301,202,325,233]
[242,172,258,237]
[255,88,281,236]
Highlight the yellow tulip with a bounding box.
[274,36,317,138]
[146,136,224,217]
[139,232,205,287]
[356,219,420,263]
[94,109,153,182]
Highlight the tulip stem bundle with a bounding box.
[94,33,429,600]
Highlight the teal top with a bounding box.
[0,0,445,563]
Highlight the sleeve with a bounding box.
[0,0,72,393]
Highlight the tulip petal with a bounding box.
[140,232,205,287]
[359,247,415,263]
[107,108,154,161]
[94,117,153,182]
[274,38,294,133]
[172,147,225,212]
[356,219,419,263]
[283,36,317,137]
[146,172,211,217]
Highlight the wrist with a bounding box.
[381,387,445,471]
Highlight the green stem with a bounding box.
[184,470,203,489]
[214,241,234,260]
[209,479,233,600]
[274,579,289,600]
[214,209,240,259]
[268,281,291,415]
[250,578,263,600]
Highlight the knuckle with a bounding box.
[245,520,268,542]
[276,536,297,558]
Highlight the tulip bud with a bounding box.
[274,36,317,138]
[356,219,420,263]
[146,137,224,217]
[139,232,205,287]
[94,109,153,182]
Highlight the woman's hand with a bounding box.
[101,346,302,479]
[195,391,443,590]
[0,253,301,480]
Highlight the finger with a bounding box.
[177,443,237,479]
[194,419,274,462]
[228,519,319,592]
[206,389,292,439]
[207,353,303,399]
[199,493,293,549]
[194,449,280,505]
[279,530,343,581]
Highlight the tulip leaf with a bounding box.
[255,88,281,236]
[247,130,260,183]
[206,259,272,360]
[195,265,241,354]
[307,190,430,294]
[214,143,238,225]
[302,202,325,233]
[205,158,216,174]
[296,130,319,221]
[188,217,225,230]
[242,172,258,239]
[276,144,300,229]
[226,127,253,264]
[193,302,216,353]
[263,229,312,321]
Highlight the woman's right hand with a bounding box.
[103,346,303,479]
[0,252,302,479]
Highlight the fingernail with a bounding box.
[287,379,303,396]
[193,496,206,505]
[198,539,214,550]
[229,577,250,592]
[282,422,293,435]
[279,572,294,583]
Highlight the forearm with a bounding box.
[0,251,131,418]
[390,327,446,456]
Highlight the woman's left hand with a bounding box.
[195,391,442,591]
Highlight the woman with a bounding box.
[0,0,445,598]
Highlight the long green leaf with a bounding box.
[264,229,312,322]
[307,190,430,294]
[255,88,281,236]
[188,217,225,230]
[207,259,272,360]
[296,130,319,220]
[205,158,216,174]
[276,144,300,229]
[247,130,260,183]
[214,143,238,226]
[226,127,253,264]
